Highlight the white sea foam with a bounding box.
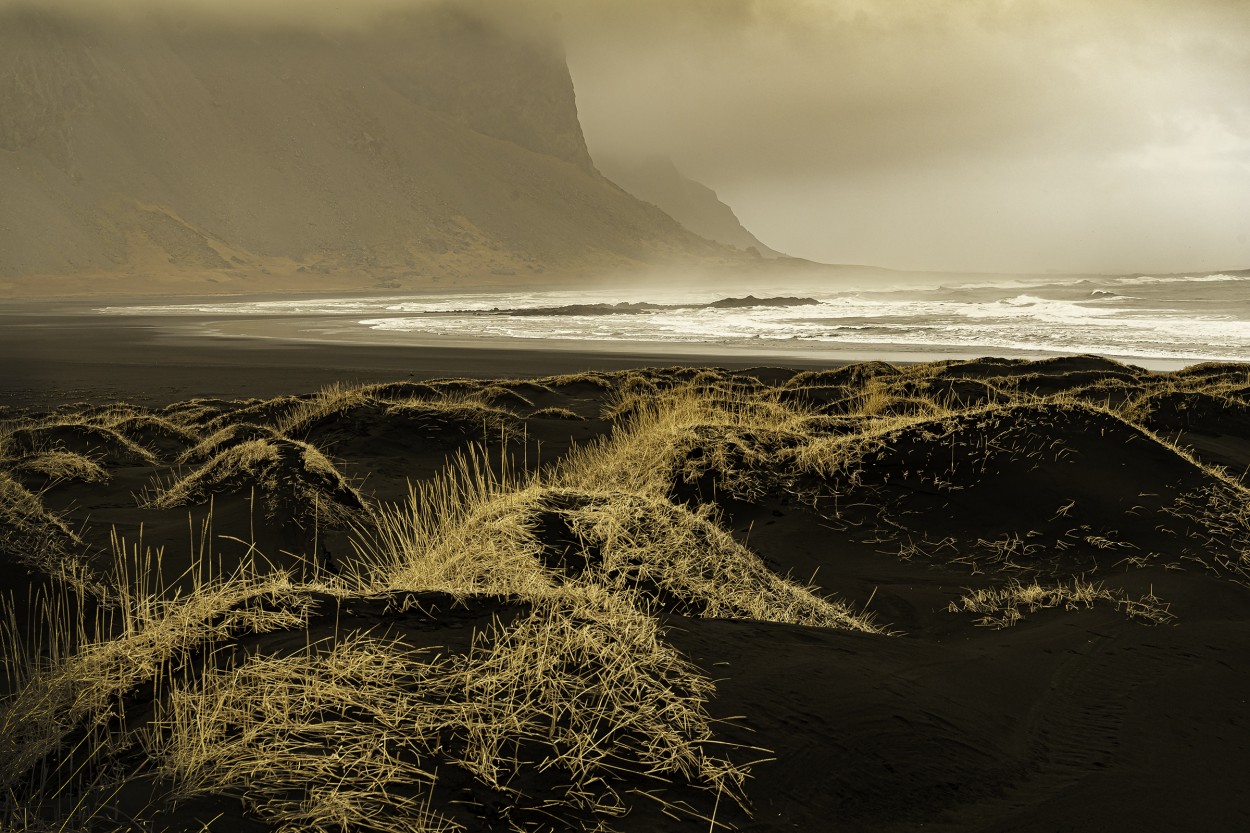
[96,273,1250,363]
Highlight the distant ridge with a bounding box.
[0,7,742,289]
[596,155,785,258]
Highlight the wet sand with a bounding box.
[1,298,1197,410]
[0,302,866,410]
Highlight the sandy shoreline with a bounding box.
[0,308,854,410]
[0,298,1205,409]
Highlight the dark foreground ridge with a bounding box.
[2,356,1250,832]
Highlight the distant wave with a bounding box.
[1113,273,1250,286]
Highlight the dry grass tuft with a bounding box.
[0,560,316,805]
[177,422,285,464]
[277,382,378,436]
[150,630,457,833]
[351,445,554,598]
[150,590,749,832]
[568,382,813,498]
[147,437,368,527]
[0,472,84,578]
[3,422,157,467]
[947,578,1175,628]
[4,451,109,485]
[529,406,583,421]
[543,488,881,630]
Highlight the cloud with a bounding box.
[561,0,1250,272]
[5,0,1247,271]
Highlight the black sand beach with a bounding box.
[0,305,858,410]
[3,306,1250,831]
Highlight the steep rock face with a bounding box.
[596,155,784,258]
[0,8,728,281]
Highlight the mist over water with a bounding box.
[101,274,1250,366]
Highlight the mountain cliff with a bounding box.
[596,155,784,258]
[0,7,736,291]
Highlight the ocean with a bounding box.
[100,273,1250,369]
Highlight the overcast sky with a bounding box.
[560,0,1250,274]
[9,0,1250,274]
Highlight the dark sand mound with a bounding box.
[200,396,306,433]
[1127,386,1250,473]
[935,354,1144,381]
[149,436,366,528]
[4,360,1250,832]
[178,422,286,464]
[784,360,903,387]
[4,422,156,466]
[1171,361,1250,382]
[104,414,200,460]
[911,376,1013,407]
[0,471,81,571]
[804,403,1225,571]
[292,397,514,444]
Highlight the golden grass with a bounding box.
[528,406,583,420]
[0,472,85,580]
[548,488,879,629]
[177,421,284,464]
[276,381,378,436]
[2,421,158,467]
[567,382,813,498]
[146,437,368,527]
[150,631,457,833]
[947,578,1175,628]
[0,553,317,806]
[4,451,109,485]
[348,443,552,597]
[150,590,749,832]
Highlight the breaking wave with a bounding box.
[98,273,1250,364]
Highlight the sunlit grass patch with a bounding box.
[3,421,157,467]
[0,471,85,579]
[947,578,1175,628]
[145,437,368,527]
[149,590,752,832]
[5,450,109,485]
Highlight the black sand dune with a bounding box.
[2,358,1250,832]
